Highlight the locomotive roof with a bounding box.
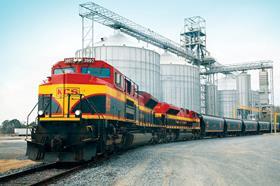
[52,58,117,72]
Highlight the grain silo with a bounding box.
[217,75,236,90]
[218,90,238,118]
[75,32,161,99]
[217,75,238,118]
[236,72,251,107]
[235,72,252,119]
[160,52,200,112]
[205,83,218,115]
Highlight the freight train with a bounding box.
[26,57,274,162]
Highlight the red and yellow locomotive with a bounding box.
[27,57,200,162]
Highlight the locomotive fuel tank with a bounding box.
[124,133,153,147]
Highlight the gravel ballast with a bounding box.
[55,134,280,185]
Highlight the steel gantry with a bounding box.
[79,2,195,61]
[200,60,273,75]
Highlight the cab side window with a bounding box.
[125,79,131,94]
[115,72,122,88]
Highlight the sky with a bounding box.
[0,0,279,123]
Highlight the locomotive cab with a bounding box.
[37,58,122,119]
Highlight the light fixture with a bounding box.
[38,110,44,116]
[75,110,82,117]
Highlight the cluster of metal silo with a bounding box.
[216,73,261,119]
[76,33,161,99]
[160,52,201,112]
[75,32,263,118]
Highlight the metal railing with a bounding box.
[26,102,38,140]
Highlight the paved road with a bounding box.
[59,134,280,186]
[0,136,27,159]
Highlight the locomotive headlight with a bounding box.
[38,110,44,116]
[75,110,82,117]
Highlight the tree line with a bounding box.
[0,119,26,134]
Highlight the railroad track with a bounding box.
[0,161,98,186]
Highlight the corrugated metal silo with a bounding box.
[236,72,251,107]
[205,83,218,115]
[160,52,200,112]
[218,90,238,118]
[217,75,237,118]
[75,32,161,99]
[217,75,236,90]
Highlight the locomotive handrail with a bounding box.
[26,94,53,140]
[25,94,52,136]
[26,102,38,140]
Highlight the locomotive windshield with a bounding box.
[81,67,110,78]
[54,67,75,74]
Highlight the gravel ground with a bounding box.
[55,134,280,186]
